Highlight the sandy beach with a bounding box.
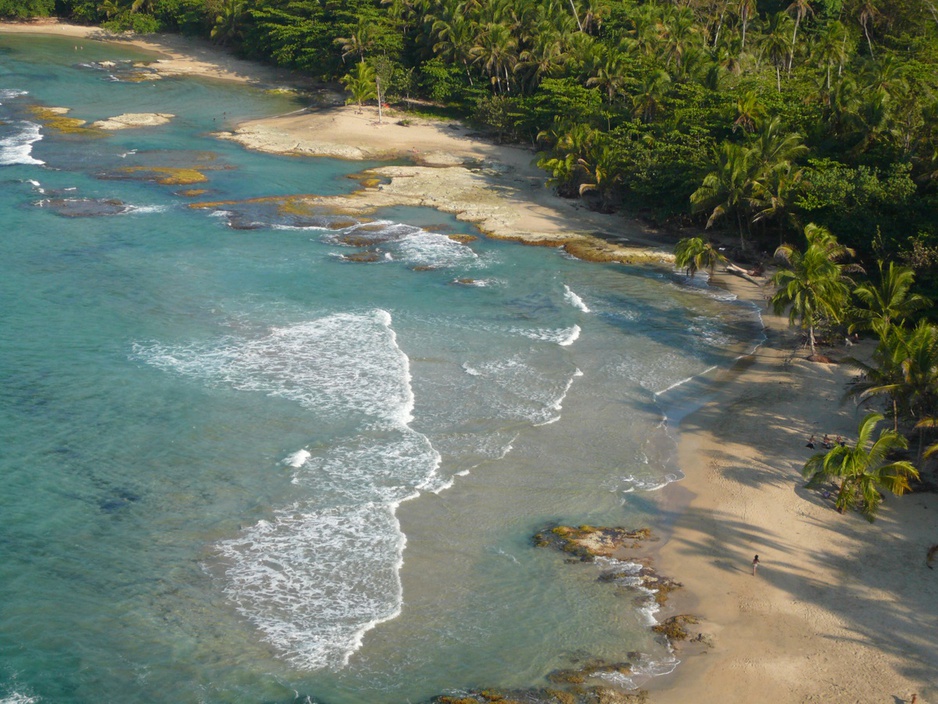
[650,274,938,704]
[4,20,936,703]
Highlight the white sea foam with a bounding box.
[282,449,311,468]
[594,557,681,687]
[559,324,580,346]
[137,310,445,669]
[563,284,590,312]
[124,204,170,215]
[618,472,682,493]
[135,310,414,424]
[512,324,581,346]
[394,230,479,269]
[653,366,718,397]
[0,88,28,102]
[217,500,409,669]
[0,693,39,704]
[0,121,44,166]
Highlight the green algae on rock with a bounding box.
[651,615,699,642]
[532,525,652,561]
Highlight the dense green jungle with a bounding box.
[6,0,938,496]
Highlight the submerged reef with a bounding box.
[430,683,650,704]
[425,526,702,704]
[28,105,101,136]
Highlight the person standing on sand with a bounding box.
[752,555,759,575]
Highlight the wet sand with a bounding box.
[4,20,936,703]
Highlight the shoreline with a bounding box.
[4,21,936,703]
[650,273,937,703]
[0,19,676,266]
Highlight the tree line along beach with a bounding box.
[1,19,936,704]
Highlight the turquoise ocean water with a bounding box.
[0,34,763,704]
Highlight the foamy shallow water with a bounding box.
[0,33,763,704]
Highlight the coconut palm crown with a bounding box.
[802,412,919,521]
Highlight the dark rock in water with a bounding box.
[532,525,652,561]
[226,216,267,230]
[342,250,383,262]
[38,197,127,218]
[428,684,649,704]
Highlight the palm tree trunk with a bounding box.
[863,24,875,58]
[568,0,584,32]
[788,18,800,76]
[713,3,727,48]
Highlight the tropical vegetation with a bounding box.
[7,0,938,505]
[803,411,919,520]
[7,0,935,276]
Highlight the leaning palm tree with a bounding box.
[674,236,727,281]
[803,412,919,521]
[770,223,855,357]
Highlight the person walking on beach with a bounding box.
[752,555,759,575]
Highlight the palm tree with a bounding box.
[761,12,793,91]
[857,0,878,58]
[335,19,375,64]
[847,321,938,432]
[341,61,378,111]
[732,90,763,132]
[770,224,855,357]
[586,46,628,107]
[786,0,813,75]
[690,141,756,245]
[660,6,700,74]
[97,0,122,20]
[470,22,519,93]
[803,412,919,520]
[631,68,671,123]
[750,161,802,231]
[674,236,727,281]
[850,261,930,339]
[431,11,477,84]
[537,123,598,197]
[736,0,757,53]
[748,116,808,175]
[516,23,564,89]
[813,20,850,93]
[577,143,621,209]
[211,0,246,46]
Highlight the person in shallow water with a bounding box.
[752,555,759,575]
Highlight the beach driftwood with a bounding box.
[724,262,763,285]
